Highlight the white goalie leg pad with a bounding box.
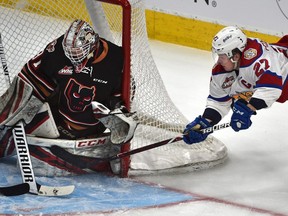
[29,141,118,177]
[27,134,111,149]
[27,134,114,177]
[0,76,43,126]
[0,125,16,158]
[27,102,60,138]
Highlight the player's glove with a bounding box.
[183,116,212,144]
[230,99,256,132]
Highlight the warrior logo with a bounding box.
[64,78,96,112]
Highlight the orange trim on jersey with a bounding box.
[92,39,108,64]
[64,119,91,130]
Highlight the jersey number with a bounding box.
[253,59,270,77]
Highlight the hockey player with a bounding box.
[0,19,137,176]
[183,26,288,144]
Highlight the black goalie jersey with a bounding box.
[18,35,124,139]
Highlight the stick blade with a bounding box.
[36,183,75,196]
[0,183,30,196]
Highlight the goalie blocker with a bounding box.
[0,78,138,176]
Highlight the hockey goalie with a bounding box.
[0,19,138,176]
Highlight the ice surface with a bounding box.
[1,28,288,216]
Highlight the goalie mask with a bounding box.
[62,19,99,72]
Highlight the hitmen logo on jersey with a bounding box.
[58,66,73,75]
[64,78,96,112]
[244,48,257,60]
[222,76,235,89]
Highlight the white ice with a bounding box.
[127,40,288,216]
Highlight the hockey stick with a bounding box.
[0,33,75,196]
[51,122,231,169]
[0,182,66,196]
[0,183,29,196]
[200,122,230,134]
[51,135,183,169]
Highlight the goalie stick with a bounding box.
[0,182,75,196]
[50,122,231,169]
[0,183,29,196]
[0,33,75,196]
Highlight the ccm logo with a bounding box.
[76,138,108,148]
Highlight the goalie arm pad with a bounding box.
[92,101,138,145]
[0,77,43,126]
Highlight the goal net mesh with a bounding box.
[0,0,227,176]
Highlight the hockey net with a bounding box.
[0,0,227,176]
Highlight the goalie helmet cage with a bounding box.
[0,0,227,177]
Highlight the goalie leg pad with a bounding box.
[28,140,116,176]
[0,125,15,158]
[0,77,43,126]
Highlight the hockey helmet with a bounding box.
[62,19,99,67]
[212,26,247,60]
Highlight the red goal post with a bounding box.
[0,0,228,177]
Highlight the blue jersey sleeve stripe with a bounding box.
[208,94,231,102]
[255,83,283,90]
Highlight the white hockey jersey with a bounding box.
[206,36,288,119]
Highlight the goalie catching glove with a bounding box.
[183,115,212,144]
[92,101,138,145]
